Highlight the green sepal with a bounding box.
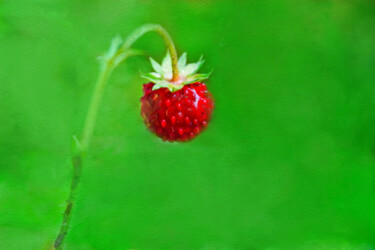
[141,52,211,92]
[161,52,172,79]
[178,52,187,69]
[149,57,163,75]
[181,55,205,76]
[140,72,166,85]
[152,82,185,92]
[185,71,212,84]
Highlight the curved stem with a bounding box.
[54,24,179,249]
[122,24,180,81]
[81,62,113,151]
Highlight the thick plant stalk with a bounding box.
[54,24,179,249]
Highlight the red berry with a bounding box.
[140,82,214,142]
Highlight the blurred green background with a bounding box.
[1,0,375,249]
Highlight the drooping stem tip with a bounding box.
[122,24,180,81]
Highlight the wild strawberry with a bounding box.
[140,53,213,141]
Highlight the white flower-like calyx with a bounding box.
[141,52,211,92]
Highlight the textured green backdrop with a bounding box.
[1,0,375,249]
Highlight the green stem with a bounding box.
[122,24,180,81]
[81,62,113,151]
[54,154,83,250]
[54,61,113,250]
[54,24,179,249]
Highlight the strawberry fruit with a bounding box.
[140,53,213,141]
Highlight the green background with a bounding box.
[1,0,375,249]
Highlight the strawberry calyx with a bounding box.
[141,52,211,92]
